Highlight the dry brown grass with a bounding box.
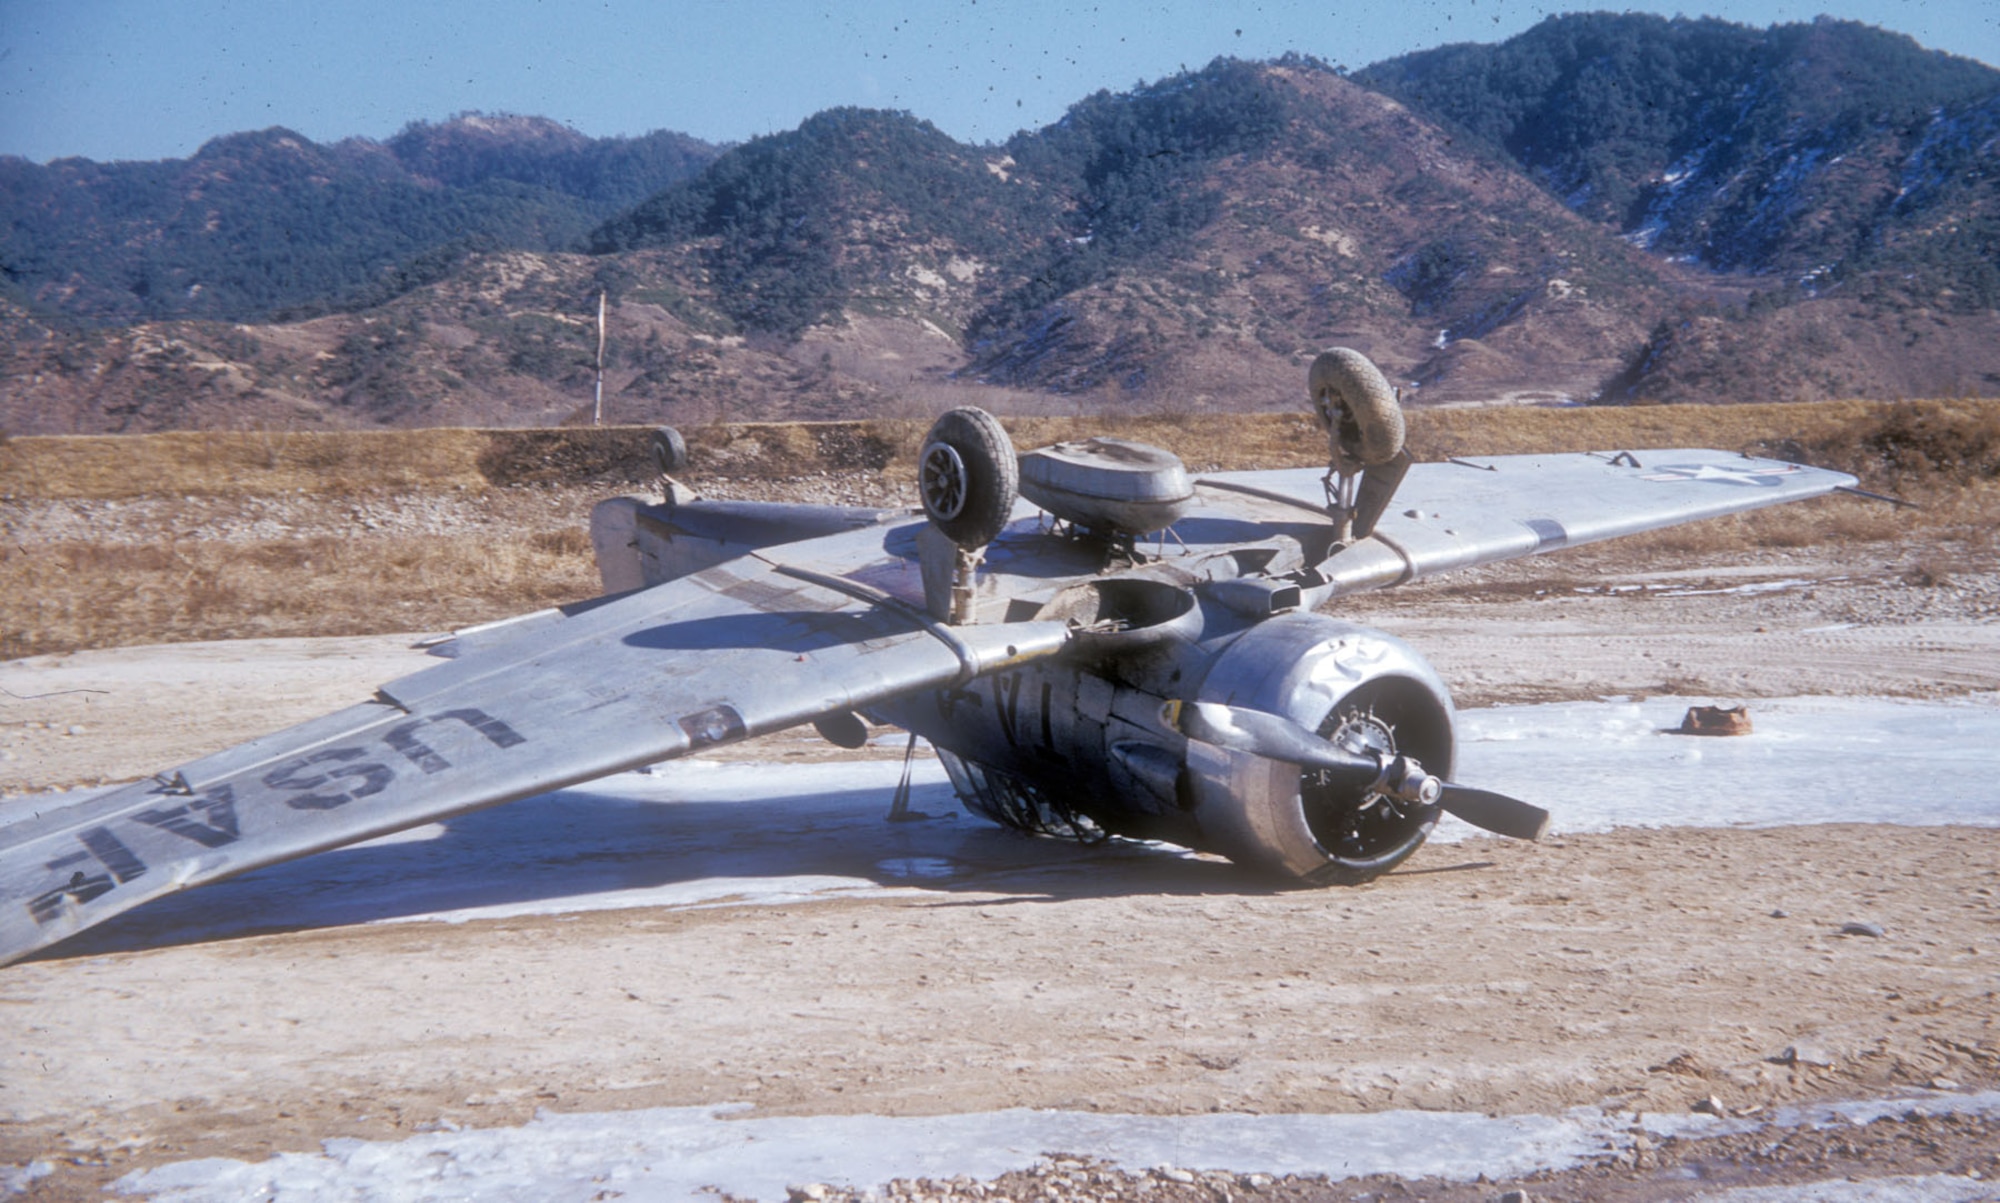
[1594,493,1910,560]
[0,429,494,499]
[1401,399,1894,461]
[1,534,600,659]
[7,398,1997,656]
[9,398,1998,498]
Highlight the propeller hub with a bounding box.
[1381,755,1444,807]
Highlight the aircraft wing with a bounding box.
[1203,449,1860,594]
[0,551,1068,966]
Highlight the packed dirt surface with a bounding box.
[1340,541,2000,706]
[4,549,2000,1199]
[6,541,1999,793]
[6,824,2000,1200]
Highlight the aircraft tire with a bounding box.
[650,426,689,477]
[919,407,1018,548]
[1309,348,1404,476]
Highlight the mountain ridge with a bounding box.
[2,14,1996,435]
[0,114,721,325]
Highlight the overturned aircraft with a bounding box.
[1,350,1857,964]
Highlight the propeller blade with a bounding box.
[1169,699,1552,842]
[1167,701,1378,784]
[1437,784,1550,842]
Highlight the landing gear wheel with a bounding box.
[1308,348,1404,477]
[650,426,688,477]
[918,407,1017,548]
[1300,705,1438,885]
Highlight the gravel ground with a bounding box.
[5,474,2000,1202]
[1337,543,2000,635]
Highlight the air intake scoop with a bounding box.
[1018,438,1194,537]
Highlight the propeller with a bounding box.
[1166,700,1550,842]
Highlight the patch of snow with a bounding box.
[1621,222,1667,250]
[109,1091,2000,1203]
[0,1162,52,1198]
[1692,1177,1997,1202]
[1896,95,2000,213]
[98,1102,1719,1202]
[1573,577,1826,599]
[1803,1089,2000,1127]
[26,696,2000,955]
[1449,695,2000,838]
[1674,578,1820,597]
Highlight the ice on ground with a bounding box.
[1449,694,2000,837]
[1691,1175,2000,1202]
[24,695,2000,956]
[0,1162,51,1198]
[107,1091,2000,1203]
[28,695,2000,1201]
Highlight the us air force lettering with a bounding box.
[0,351,1860,966]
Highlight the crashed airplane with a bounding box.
[0,350,1859,965]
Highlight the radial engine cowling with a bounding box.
[1186,612,1456,884]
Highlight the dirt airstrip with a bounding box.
[4,533,2000,1199]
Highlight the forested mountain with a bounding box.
[586,61,1308,347]
[3,14,1996,434]
[0,115,718,324]
[1357,14,2000,302]
[1357,14,2000,400]
[580,56,1665,408]
[591,107,1046,338]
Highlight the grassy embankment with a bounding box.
[5,400,1997,658]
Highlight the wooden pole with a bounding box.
[592,291,607,426]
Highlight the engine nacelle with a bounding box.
[890,607,1457,886]
[1185,612,1455,883]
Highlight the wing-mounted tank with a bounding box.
[917,414,1192,619]
[1017,438,1195,540]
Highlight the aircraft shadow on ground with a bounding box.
[39,770,1477,962]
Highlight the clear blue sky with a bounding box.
[2,0,1995,164]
